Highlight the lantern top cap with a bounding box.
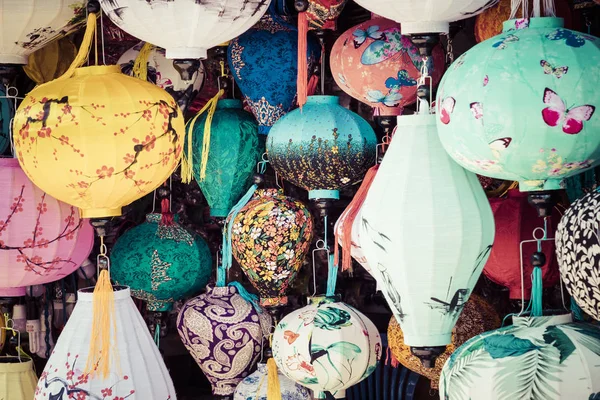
[513,312,572,328]
[73,65,122,77]
[0,157,19,167]
[306,95,340,105]
[502,17,564,32]
[77,286,131,301]
[216,99,243,110]
[0,358,34,371]
[395,112,436,127]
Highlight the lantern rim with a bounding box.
[400,21,450,35]
[305,95,340,105]
[80,207,122,218]
[502,16,564,32]
[165,47,208,60]
[0,287,26,297]
[0,358,34,370]
[0,54,28,65]
[72,65,122,77]
[308,189,340,200]
[0,157,19,167]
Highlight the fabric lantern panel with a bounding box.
[111,213,212,311]
[306,0,347,30]
[331,16,445,116]
[0,85,14,155]
[0,359,37,400]
[13,65,185,218]
[0,158,94,297]
[436,18,600,192]
[233,362,312,400]
[23,37,77,84]
[334,208,372,275]
[440,314,600,399]
[267,95,377,200]
[100,0,271,59]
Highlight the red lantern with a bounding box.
[484,189,559,299]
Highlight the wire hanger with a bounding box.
[0,313,24,362]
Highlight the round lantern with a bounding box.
[100,0,271,59]
[177,285,273,396]
[35,287,176,399]
[360,113,495,365]
[351,0,497,34]
[0,86,13,155]
[0,158,94,297]
[228,8,320,134]
[23,37,77,84]
[388,294,500,389]
[231,189,313,307]
[556,189,600,321]
[110,213,212,311]
[187,99,261,218]
[13,65,185,218]
[272,296,381,399]
[436,18,600,192]
[330,16,445,116]
[234,362,312,400]
[440,314,600,399]
[267,95,377,200]
[485,189,559,299]
[0,0,85,64]
[118,42,206,112]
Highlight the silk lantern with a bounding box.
[0,359,37,400]
[330,16,445,116]
[234,362,312,400]
[0,85,13,155]
[100,0,271,59]
[23,37,77,84]
[13,65,185,218]
[436,18,600,192]
[231,189,313,307]
[34,287,176,399]
[360,112,495,365]
[110,213,212,311]
[440,314,600,399]
[0,158,94,297]
[177,285,273,396]
[272,296,381,399]
[186,99,261,217]
[0,0,85,64]
[485,189,559,299]
[352,0,498,34]
[267,95,377,200]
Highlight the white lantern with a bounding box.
[0,0,85,64]
[34,287,176,400]
[359,112,495,366]
[352,0,498,34]
[99,0,272,59]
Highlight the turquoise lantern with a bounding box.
[111,213,212,311]
[267,95,377,200]
[436,17,600,192]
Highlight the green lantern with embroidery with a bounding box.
[111,213,212,311]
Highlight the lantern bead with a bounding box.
[87,0,101,13]
[530,251,546,267]
[410,346,446,368]
[295,0,309,12]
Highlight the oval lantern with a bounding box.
[177,285,273,397]
[0,158,94,297]
[0,86,14,155]
[556,189,600,321]
[187,99,261,218]
[330,15,445,116]
[118,42,206,112]
[100,0,271,59]
[234,362,312,400]
[272,297,381,399]
[231,189,313,307]
[440,314,600,399]
[360,112,495,366]
[267,95,377,200]
[13,65,184,218]
[110,213,212,311]
[436,18,600,192]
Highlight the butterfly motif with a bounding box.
[540,60,568,78]
[361,27,404,65]
[483,75,489,86]
[438,97,456,125]
[514,18,529,30]
[353,25,384,48]
[470,102,483,120]
[492,34,519,50]
[546,28,596,48]
[385,70,417,92]
[283,330,299,344]
[542,88,595,134]
[366,90,403,107]
[489,137,512,150]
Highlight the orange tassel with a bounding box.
[297,11,309,109]
[307,73,319,96]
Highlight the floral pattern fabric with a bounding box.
[306,0,348,30]
[233,362,311,400]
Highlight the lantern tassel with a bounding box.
[266,358,282,400]
[132,42,154,81]
[307,73,319,96]
[530,266,543,317]
[160,197,174,226]
[297,11,309,109]
[571,297,584,321]
[55,13,97,82]
[227,281,261,313]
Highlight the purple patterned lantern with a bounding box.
[176,285,272,396]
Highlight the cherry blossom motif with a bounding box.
[96,166,115,179]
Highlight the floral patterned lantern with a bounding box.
[110,213,212,312]
[440,314,600,399]
[267,95,377,200]
[436,18,600,192]
[0,359,37,400]
[330,16,445,116]
[231,189,313,307]
[177,285,273,396]
[13,65,184,218]
[272,296,381,399]
[234,362,312,400]
[0,158,94,297]
[35,287,176,399]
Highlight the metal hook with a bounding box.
[311,239,330,297]
[2,314,22,362]
[257,152,269,174]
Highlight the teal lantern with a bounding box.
[436,17,600,192]
[111,213,212,311]
[267,95,377,200]
[187,99,261,217]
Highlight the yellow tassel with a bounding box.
[266,358,282,400]
[132,42,154,81]
[54,13,97,82]
[84,269,118,379]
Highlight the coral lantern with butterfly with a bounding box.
[436,16,600,192]
[330,15,445,116]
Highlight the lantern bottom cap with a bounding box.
[80,207,122,218]
[0,286,26,297]
[209,208,229,218]
[397,21,449,35]
[316,389,345,399]
[165,47,208,60]
[518,179,564,192]
[402,332,451,347]
[260,296,288,307]
[0,54,27,64]
[309,189,340,200]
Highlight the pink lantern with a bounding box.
[330,15,445,116]
[0,158,93,297]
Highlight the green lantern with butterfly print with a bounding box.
[436,17,600,192]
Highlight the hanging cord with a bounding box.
[132,42,155,81]
[44,286,51,358]
[160,179,174,226]
[54,12,98,83]
[323,215,337,297]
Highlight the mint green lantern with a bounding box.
[111,213,212,311]
[188,99,261,217]
[436,17,600,192]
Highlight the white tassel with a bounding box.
[544,0,556,16]
[510,0,525,19]
[533,0,541,17]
